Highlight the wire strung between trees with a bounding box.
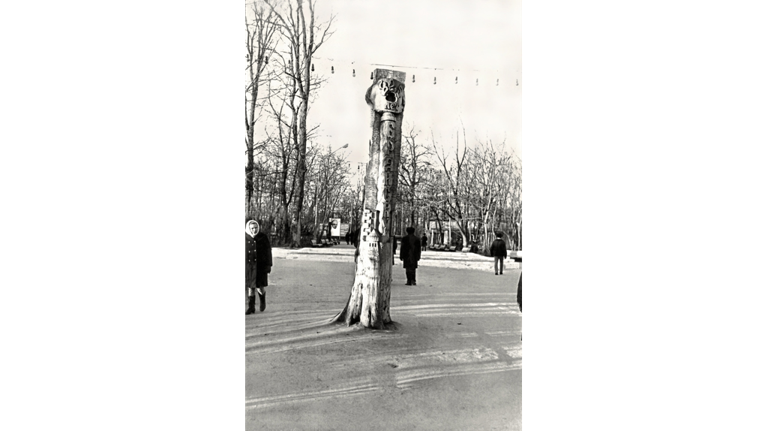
[265,56,521,88]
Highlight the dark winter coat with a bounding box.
[254,232,272,287]
[246,232,258,289]
[421,235,428,246]
[490,238,508,258]
[399,233,422,269]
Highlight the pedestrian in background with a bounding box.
[399,227,422,285]
[490,231,508,275]
[421,233,428,251]
[245,220,259,315]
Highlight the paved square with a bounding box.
[246,250,521,430]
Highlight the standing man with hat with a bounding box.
[399,226,422,285]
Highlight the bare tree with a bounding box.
[466,139,513,253]
[261,54,321,245]
[497,153,522,250]
[245,1,278,215]
[431,129,472,247]
[265,0,334,247]
[315,148,349,240]
[398,125,432,229]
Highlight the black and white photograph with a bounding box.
[244,0,522,428]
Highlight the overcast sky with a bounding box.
[254,0,521,165]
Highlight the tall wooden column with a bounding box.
[332,69,406,329]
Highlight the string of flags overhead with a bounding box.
[318,57,519,87]
[260,55,520,87]
[320,64,517,87]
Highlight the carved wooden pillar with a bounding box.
[332,69,406,329]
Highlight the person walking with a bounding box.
[399,227,422,285]
[490,232,508,275]
[245,220,259,315]
[421,233,428,251]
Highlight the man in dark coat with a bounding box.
[245,220,259,315]
[490,231,508,275]
[421,233,428,251]
[399,227,422,285]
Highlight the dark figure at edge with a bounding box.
[517,273,522,312]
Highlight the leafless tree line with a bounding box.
[245,0,521,251]
[245,0,335,246]
[391,126,522,253]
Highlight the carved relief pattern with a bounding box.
[380,118,396,235]
[363,75,405,241]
